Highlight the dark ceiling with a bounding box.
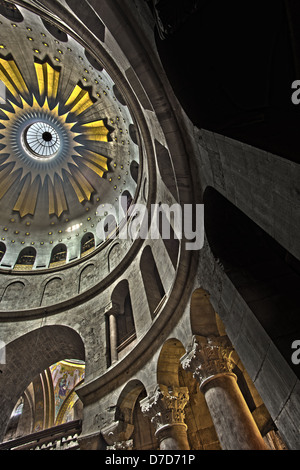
[154,0,300,163]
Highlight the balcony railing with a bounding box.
[0,420,82,451]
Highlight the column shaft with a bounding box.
[202,373,268,450]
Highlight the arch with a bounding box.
[204,186,300,378]
[111,280,136,354]
[116,380,156,450]
[81,232,95,257]
[130,160,139,184]
[49,244,67,268]
[116,380,145,425]
[190,288,220,337]
[0,242,6,262]
[103,214,117,239]
[108,242,121,273]
[14,247,36,271]
[140,245,165,318]
[0,281,25,310]
[0,326,85,442]
[157,203,180,268]
[40,277,63,307]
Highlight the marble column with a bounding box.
[140,384,190,450]
[181,335,268,451]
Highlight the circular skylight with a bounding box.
[24,121,61,160]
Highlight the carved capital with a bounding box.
[140,384,189,433]
[181,336,234,388]
[101,420,134,448]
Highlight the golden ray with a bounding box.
[0,57,29,102]
[65,84,94,116]
[13,174,41,217]
[0,164,20,200]
[81,120,110,142]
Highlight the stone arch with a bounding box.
[155,139,178,201]
[0,281,26,310]
[0,325,85,442]
[157,338,186,387]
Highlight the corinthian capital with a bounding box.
[181,336,234,388]
[101,420,134,447]
[140,384,189,432]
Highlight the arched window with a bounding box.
[65,0,105,42]
[107,281,136,366]
[41,18,68,42]
[0,242,6,262]
[14,247,36,271]
[49,244,67,268]
[81,233,95,257]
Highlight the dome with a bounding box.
[0,4,140,271]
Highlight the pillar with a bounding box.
[140,384,190,450]
[181,335,268,451]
